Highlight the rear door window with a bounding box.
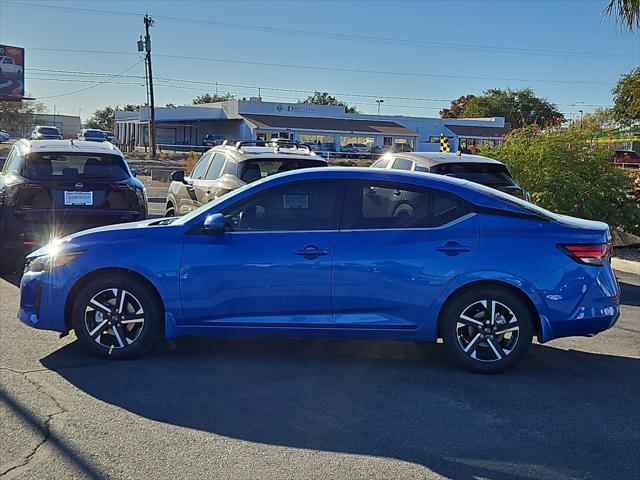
[342,181,467,229]
[22,153,130,181]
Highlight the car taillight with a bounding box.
[558,243,612,266]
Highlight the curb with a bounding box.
[612,258,640,276]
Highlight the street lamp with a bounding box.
[376,99,384,115]
[578,110,584,126]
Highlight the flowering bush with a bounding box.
[481,126,640,235]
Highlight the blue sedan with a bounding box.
[18,168,620,372]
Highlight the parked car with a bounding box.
[31,126,63,140]
[0,139,146,271]
[78,129,107,142]
[102,131,116,143]
[0,130,10,143]
[341,143,370,153]
[371,144,413,155]
[165,141,327,216]
[18,167,619,373]
[0,55,22,77]
[372,152,530,201]
[611,150,640,165]
[202,134,226,147]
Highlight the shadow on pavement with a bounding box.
[619,280,640,307]
[41,337,640,480]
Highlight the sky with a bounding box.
[0,0,638,122]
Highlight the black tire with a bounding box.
[72,273,162,359]
[164,204,175,217]
[441,286,534,373]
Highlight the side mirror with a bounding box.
[171,170,186,183]
[203,213,225,233]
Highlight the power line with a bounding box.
[25,67,614,107]
[33,60,144,99]
[24,47,616,86]
[5,0,635,60]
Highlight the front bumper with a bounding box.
[18,270,70,333]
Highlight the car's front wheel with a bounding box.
[441,286,534,373]
[72,274,162,359]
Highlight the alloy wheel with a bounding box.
[456,300,520,362]
[84,288,146,349]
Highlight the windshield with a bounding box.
[431,163,515,187]
[239,158,325,183]
[22,152,130,181]
[38,127,59,135]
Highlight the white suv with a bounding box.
[0,56,22,77]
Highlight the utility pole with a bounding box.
[143,14,157,157]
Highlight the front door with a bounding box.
[332,180,478,328]
[179,180,345,326]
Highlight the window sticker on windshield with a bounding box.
[283,194,308,209]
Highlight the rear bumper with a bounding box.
[535,262,621,342]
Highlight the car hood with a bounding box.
[26,218,164,258]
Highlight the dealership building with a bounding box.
[114,99,507,152]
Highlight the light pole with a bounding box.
[578,110,584,126]
[376,99,384,115]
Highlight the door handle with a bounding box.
[436,241,472,256]
[295,245,329,259]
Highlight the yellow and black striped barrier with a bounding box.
[439,134,451,152]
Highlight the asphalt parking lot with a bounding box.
[0,270,639,479]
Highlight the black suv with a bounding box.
[0,139,147,271]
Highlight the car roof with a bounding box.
[389,151,504,167]
[14,139,124,156]
[208,145,327,163]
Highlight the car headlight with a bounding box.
[135,186,146,207]
[26,252,82,273]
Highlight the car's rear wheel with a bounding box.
[72,274,161,359]
[165,203,175,217]
[441,286,534,373]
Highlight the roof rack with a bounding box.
[219,139,314,155]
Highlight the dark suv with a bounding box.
[372,152,530,201]
[0,139,147,271]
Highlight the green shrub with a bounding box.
[480,126,640,235]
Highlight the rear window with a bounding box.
[239,158,325,183]
[38,127,59,135]
[431,163,515,187]
[84,130,104,138]
[22,153,130,181]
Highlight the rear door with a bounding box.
[332,180,479,329]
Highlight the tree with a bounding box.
[570,107,617,133]
[118,104,140,111]
[603,0,640,31]
[462,88,564,130]
[85,106,115,130]
[611,67,640,127]
[301,91,358,113]
[192,93,235,104]
[0,100,46,135]
[440,95,476,118]
[480,126,640,234]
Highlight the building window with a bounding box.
[299,134,335,150]
[340,136,374,147]
[428,135,453,143]
[383,136,392,146]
